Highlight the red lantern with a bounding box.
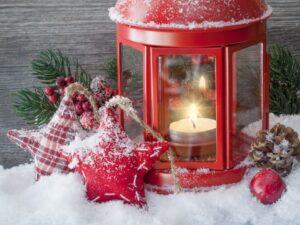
[110,0,272,193]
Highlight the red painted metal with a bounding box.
[225,39,268,169]
[114,0,270,30]
[113,0,271,190]
[117,23,267,48]
[145,166,249,194]
[150,47,225,170]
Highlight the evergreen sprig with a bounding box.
[270,45,300,115]
[13,88,57,126]
[13,49,92,126]
[32,49,71,85]
[104,56,118,89]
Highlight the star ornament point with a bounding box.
[7,96,83,178]
[63,108,169,206]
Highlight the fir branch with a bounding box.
[32,49,70,85]
[13,88,58,126]
[31,49,91,89]
[270,45,300,115]
[74,60,92,89]
[104,56,117,88]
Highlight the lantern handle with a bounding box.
[104,96,181,194]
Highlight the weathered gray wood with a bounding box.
[0,0,300,168]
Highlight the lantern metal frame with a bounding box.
[116,19,270,190]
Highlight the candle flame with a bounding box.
[199,76,207,90]
[189,104,198,121]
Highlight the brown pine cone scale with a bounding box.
[250,123,300,177]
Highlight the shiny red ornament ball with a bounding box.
[250,169,286,205]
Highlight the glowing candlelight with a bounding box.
[169,103,216,144]
[199,76,207,90]
[189,103,198,129]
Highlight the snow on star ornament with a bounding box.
[7,96,84,179]
[62,107,169,207]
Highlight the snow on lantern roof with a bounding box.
[109,0,272,30]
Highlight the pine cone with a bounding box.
[250,123,300,177]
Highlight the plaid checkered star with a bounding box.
[62,107,169,207]
[7,96,83,179]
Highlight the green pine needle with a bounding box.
[74,60,92,89]
[270,45,300,115]
[104,56,117,89]
[32,49,71,85]
[13,88,58,126]
[13,49,93,126]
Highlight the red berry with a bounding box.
[59,87,65,95]
[71,92,78,100]
[64,76,74,85]
[80,112,99,130]
[76,94,86,102]
[56,76,67,88]
[75,103,84,115]
[82,101,91,112]
[48,94,59,104]
[43,86,54,96]
[250,169,286,205]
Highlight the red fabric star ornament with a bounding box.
[7,96,83,179]
[62,108,169,207]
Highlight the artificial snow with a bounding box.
[1,113,300,225]
[109,5,273,30]
[1,163,300,225]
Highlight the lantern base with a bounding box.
[145,166,249,194]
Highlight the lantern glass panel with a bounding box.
[232,44,262,162]
[121,45,144,140]
[158,54,217,162]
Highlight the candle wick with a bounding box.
[190,119,196,129]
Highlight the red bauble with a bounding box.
[80,112,99,130]
[48,94,59,104]
[75,103,84,115]
[82,101,91,112]
[43,86,54,96]
[250,169,286,204]
[56,76,67,88]
[62,108,169,207]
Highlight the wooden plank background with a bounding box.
[0,0,299,168]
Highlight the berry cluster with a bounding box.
[70,93,99,130]
[43,76,74,104]
[70,92,92,115]
[43,75,115,130]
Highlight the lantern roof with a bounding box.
[109,0,272,30]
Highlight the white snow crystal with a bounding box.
[109,5,273,30]
[0,162,300,225]
[2,114,300,225]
